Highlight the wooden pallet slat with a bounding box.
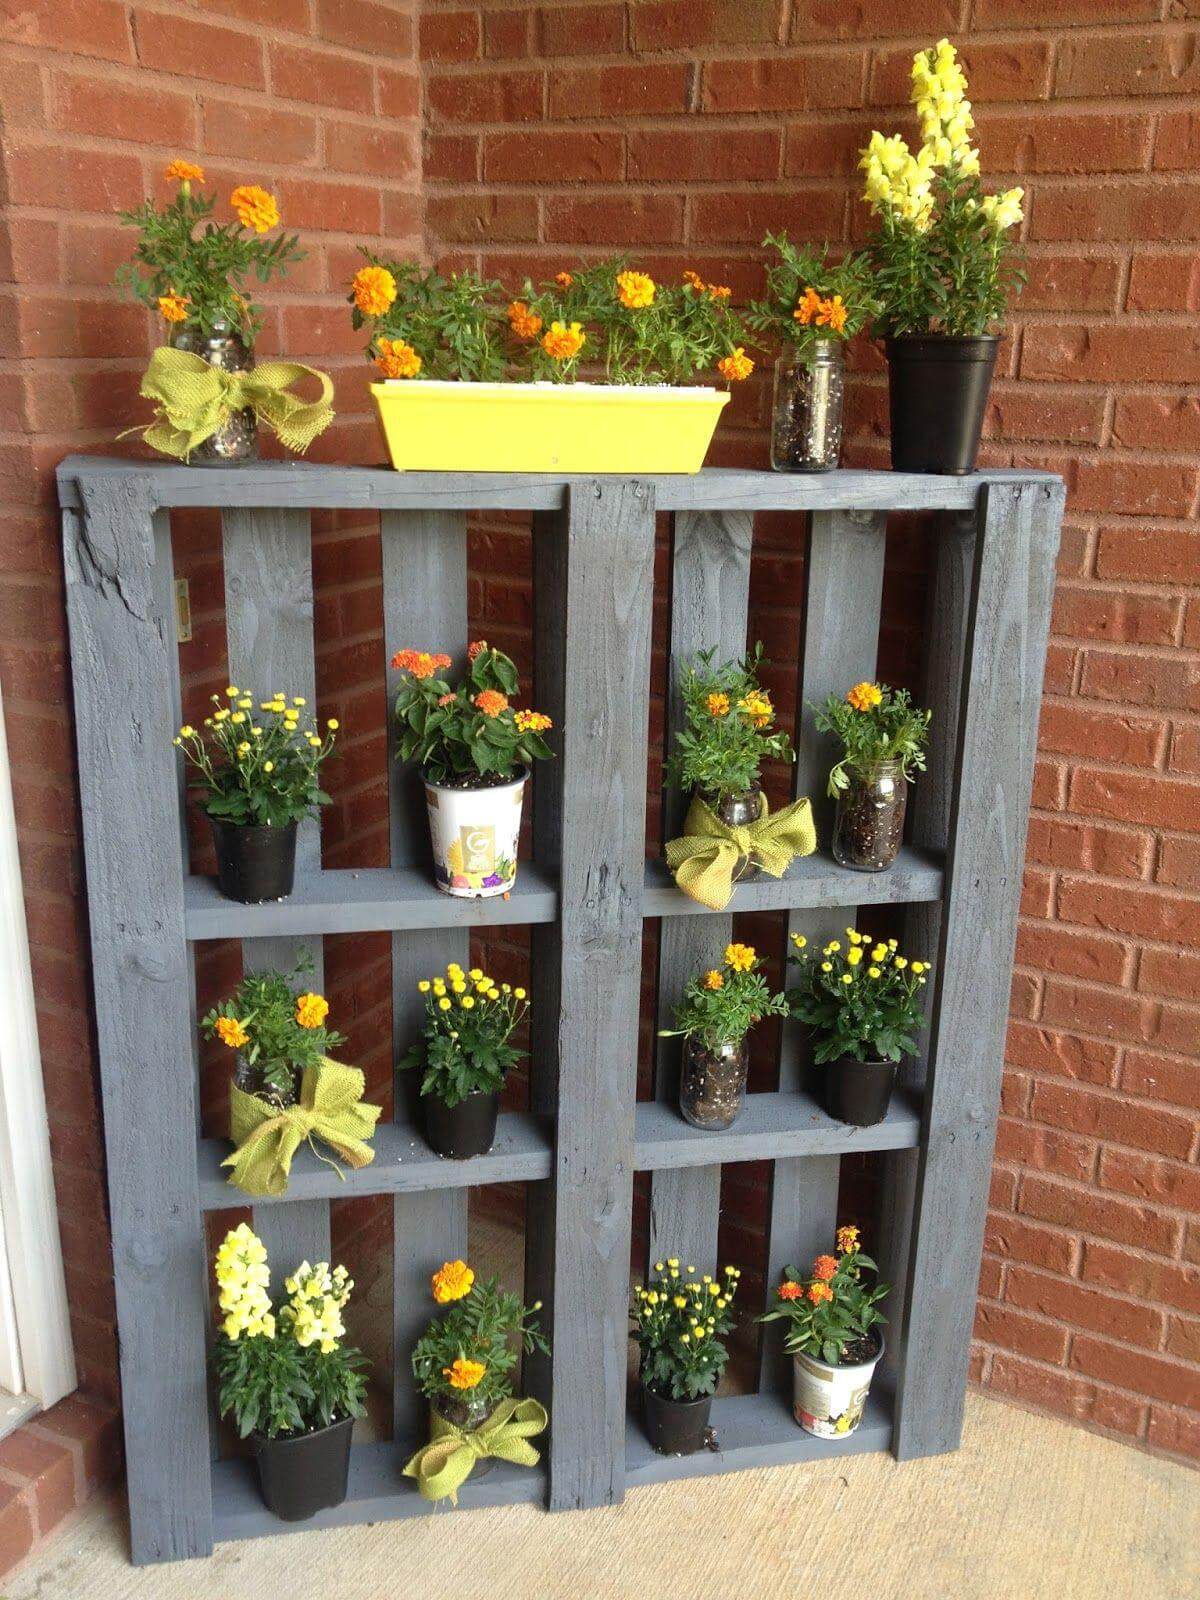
[64,477,213,1563]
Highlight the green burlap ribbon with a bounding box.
[128,345,335,460]
[665,792,817,911]
[403,1397,548,1505]
[223,1057,382,1198]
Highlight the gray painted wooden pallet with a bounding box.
[58,460,1061,1563]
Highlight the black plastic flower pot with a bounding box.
[422,1088,499,1160]
[826,1055,898,1128]
[885,334,999,475]
[640,1383,713,1457]
[208,815,297,904]
[252,1414,353,1522]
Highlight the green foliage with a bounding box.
[666,644,793,803]
[176,688,337,827]
[392,642,553,786]
[662,943,788,1052]
[399,962,528,1109]
[213,1329,367,1439]
[814,683,930,797]
[117,181,302,340]
[201,960,342,1098]
[786,928,929,1064]
[760,1236,889,1367]
[867,171,1025,337]
[352,255,509,381]
[746,233,878,359]
[411,1272,547,1412]
[631,1261,741,1401]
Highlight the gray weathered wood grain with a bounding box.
[636,1090,919,1169]
[380,509,472,1442]
[761,508,887,1392]
[63,480,213,1563]
[57,456,1059,515]
[222,509,329,1270]
[650,510,753,1277]
[893,479,1063,1459]
[642,845,942,917]
[528,481,656,1510]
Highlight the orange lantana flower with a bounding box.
[158,293,190,323]
[354,264,397,317]
[813,1254,838,1282]
[392,649,451,679]
[514,709,552,733]
[474,689,509,717]
[374,336,421,378]
[164,159,205,185]
[836,1225,860,1254]
[807,1281,834,1305]
[467,639,487,660]
[507,300,543,340]
[541,320,586,361]
[717,347,753,382]
[778,1281,803,1301]
[230,184,279,234]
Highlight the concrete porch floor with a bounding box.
[8,1391,1195,1600]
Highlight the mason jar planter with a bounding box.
[885,335,999,475]
[233,1052,298,1109]
[832,758,907,872]
[423,767,526,898]
[770,341,845,472]
[421,1087,500,1160]
[172,319,259,465]
[792,1332,884,1439]
[679,1035,748,1131]
[640,1382,713,1456]
[825,1054,898,1128]
[705,783,762,884]
[208,815,298,903]
[430,1390,495,1479]
[252,1414,353,1521]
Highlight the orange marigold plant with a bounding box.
[761,1234,889,1368]
[411,1268,547,1414]
[507,299,543,340]
[747,232,877,364]
[201,964,347,1103]
[374,336,422,379]
[118,162,302,339]
[814,683,931,798]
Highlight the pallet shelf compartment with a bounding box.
[58,457,1063,1564]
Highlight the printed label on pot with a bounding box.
[425,777,524,898]
[792,1349,880,1440]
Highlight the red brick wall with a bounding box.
[419,3,1200,1465]
[0,0,1196,1488]
[0,0,422,1401]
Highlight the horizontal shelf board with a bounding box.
[212,1439,544,1542]
[624,1386,892,1488]
[634,1089,921,1171]
[183,862,557,940]
[58,456,1058,514]
[197,1112,553,1210]
[643,845,944,918]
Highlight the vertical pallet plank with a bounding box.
[760,508,887,1394]
[648,510,752,1274]
[380,510,470,1444]
[221,509,329,1270]
[527,481,656,1510]
[893,480,1063,1459]
[64,477,213,1563]
[876,511,975,1397]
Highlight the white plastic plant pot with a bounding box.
[791,1335,884,1439]
[423,768,526,898]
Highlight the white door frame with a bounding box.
[0,678,75,1411]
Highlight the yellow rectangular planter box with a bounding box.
[371,380,730,474]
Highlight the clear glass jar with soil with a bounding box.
[171,319,258,464]
[831,757,908,872]
[770,340,845,472]
[233,1054,298,1108]
[679,1035,748,1131]
[705,784,763,884]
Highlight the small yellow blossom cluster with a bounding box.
[860,131,936,230]
[798,926,928,987]
[418,962,525,1017]
[279,1260,351,1354]
[633,1262,740,1352]
[214,1223,275,1342]
[910,38,979,176]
